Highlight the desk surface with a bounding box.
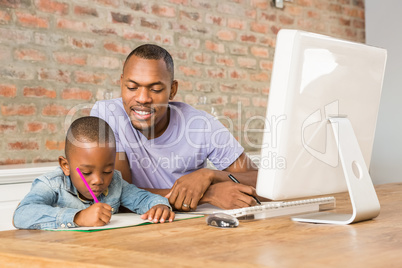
[1,183,401,268]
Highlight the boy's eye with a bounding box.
[104,171,113,174]
[82,172,91,176]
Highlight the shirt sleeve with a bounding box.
[206,116,245,170]
[119,178,171,214]
[13,179,80,230]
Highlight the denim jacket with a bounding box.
[13,167,171,230]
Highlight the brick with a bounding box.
[111,12,133,24]
[206,68,226,79]
[178,37,200,49]
[260,60,273,70]
[170,0,188,4]
[219,83,237,93]
[123,1,149,13]
[95,0,119,8]
[34,32,65,46]
[34,0,69,15]
[53,52,87,66]
[45,140,65,151]
[0,28,32,44]
[74,5,98,17]
[250,72,269,81]
[1,104,36,116]
[68,37,95,49]
[250,22,269,34]
[228,18,246,30]
[175,79,192,91]
[286,6,303,16]
[270,25,281,35]
[8,141,39,151]
[38,69,71,83]
[215,56,235,67]
[240,34,257,43]
[0,66,35,80]
[222,108,239,119]
[193,52,212,65]
[57,18,87,32]
[205,40,225,53]
[229,69,248,80]
[195,82,213,93]
[23,86,56,98]
[307,10,321,19]
[217,30,236,41]
[74,71,107,85]
[180,10,201,22]
[153,34,174,46]
[0,9,11,24]
[237,57,257,69]
[353,19,365,29]
[252,97,268,107]
[15,11,49,28]
[33,157,55,163]
[24,122,46,133]
[140,17,161,30]
[62,88,92,100]
[0,84,17,97]
[229,45,248,55]
[231,96,250,106]
[123,29,150,41]
[0,121,17,133]
[87,55,120,69]
[152,4,176,17]
[91,27,117,36]
[178,66,202,77]
[250,0,269,9]
[279,15,295,25]
[14,48,46,61]
[217,3,238,15]
[205,14,226,26]
[184,94,199,106]
[251,46,269,58]
[190,0,210,8]
[260,12,276,22]
[42,104,69,116]
[104,42,131,54]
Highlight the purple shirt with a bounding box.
[91,99,244,189]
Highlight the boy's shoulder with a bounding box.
[33,167,69,188]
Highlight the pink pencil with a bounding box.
[76,167,99,203]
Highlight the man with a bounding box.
[91,44,259,211]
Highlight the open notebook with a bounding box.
[45,213,202,232]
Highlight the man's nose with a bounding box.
[135,87,152,104]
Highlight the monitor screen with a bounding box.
[256,30,387,201]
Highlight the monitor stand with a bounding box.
[292,117,381,224]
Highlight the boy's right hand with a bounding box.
[74,203,113,227]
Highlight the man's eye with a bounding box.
[151,87,164,92]
[127,87,137,91]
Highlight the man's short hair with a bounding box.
[124,44,174,81]
[65,116,116,159]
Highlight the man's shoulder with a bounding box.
[170,102,213,119]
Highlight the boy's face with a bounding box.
[59,142,116,201]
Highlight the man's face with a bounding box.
[59,142,116,201]
[120,56,178,139]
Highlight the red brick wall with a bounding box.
[0,0,365,164]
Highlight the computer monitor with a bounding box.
[255,30,387,224]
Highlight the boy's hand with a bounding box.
[74,203,113,227]
[141,204,175,223]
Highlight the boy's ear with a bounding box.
[58,156,70,176]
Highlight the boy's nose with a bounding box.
[91,175,104,185]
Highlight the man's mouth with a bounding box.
[131,107,154,120]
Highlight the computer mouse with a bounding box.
[206,213,239,228]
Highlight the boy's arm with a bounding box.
[13,180,80,230]
[119,178,171,215]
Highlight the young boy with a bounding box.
[13,116,174,230]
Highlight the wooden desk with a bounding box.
[1,183,401,267]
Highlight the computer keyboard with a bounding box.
[189,196,336,220]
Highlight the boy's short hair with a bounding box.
[65,116,116,159]
[123,44,174,82]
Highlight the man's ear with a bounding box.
[169,80,178,100]
[58,156,70,176]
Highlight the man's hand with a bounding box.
[166,168,213,211]
[201,181,258,209]
[74,203,113,227]
[141,204,175,223]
